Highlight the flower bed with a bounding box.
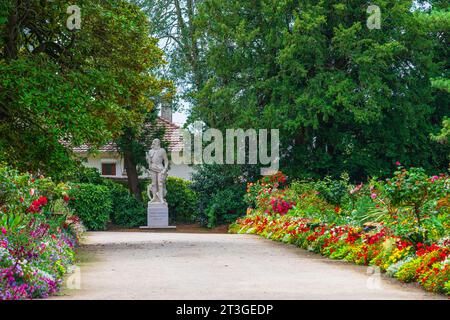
[230,168,450,295]
[0,165,83,299]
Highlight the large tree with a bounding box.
[131,0,206,106]
[189,0,449,180]
[0,0,171,180]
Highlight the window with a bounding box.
[101,162,116,176]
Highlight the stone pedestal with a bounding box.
[140,202,176,229]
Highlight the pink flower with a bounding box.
[430,175,439,182]
[1,227,6,235]
[371,193,377,200]
[29,188,35,196]
[350,183,363,195]
[395,161,401,166]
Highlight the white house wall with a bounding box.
[79,153,125,178]
[78,153,194,181]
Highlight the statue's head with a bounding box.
[151,138,161,149]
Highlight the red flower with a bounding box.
[28,200,41,213]
[27,196,48,213]
[38,196,48,206]
[439,252,448,259]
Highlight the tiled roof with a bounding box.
[72,117,184,154]
[72,141,118,153]
[147,117,184,152]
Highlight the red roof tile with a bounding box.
[72,117,184,154]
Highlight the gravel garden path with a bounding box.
[55,231,444,300]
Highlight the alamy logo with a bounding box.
[367,5,381,30]
[66,5,81,30]
[171,122,280,175]
[66,265,81,290]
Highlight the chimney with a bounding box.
[160,100,172,123]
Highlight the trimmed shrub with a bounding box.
[191,164,254,227]
[205,186,246,228]
[69,166,104,185]
[166,177,198,223]
[68,183,112,230]
[104,180,146,228]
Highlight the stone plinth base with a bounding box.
[139,202,176,229]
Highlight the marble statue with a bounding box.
[146,138,169,204]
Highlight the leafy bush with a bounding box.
[382,167,449,241]
[71,166,105,185]
[191,164,255,227]
[205,186,246,227]
[67,170,147,228]
[166,177,198,223]
[315,174,350,206]
[103,180,146,228]
[68,183,112,230]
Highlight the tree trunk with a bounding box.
[5,1,19,61]
[123,148,142,202]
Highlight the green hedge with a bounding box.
[68,183,112,230]
[205,186,245,227]
[69,171,197,228]
[190,164,250,227]
[166,177,198,223]
[104,180,146,228]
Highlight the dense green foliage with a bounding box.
[68,183,112,230]
[105,180,146,228]
[69,167,106,185]
[0,0,170,179]
[165,177,198,223]
[190,164,257,226]
[204,187,248,227]
[131,1,450,222]
[68,168,146,228]
[192,0,449,179]
[136,0,449,180]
